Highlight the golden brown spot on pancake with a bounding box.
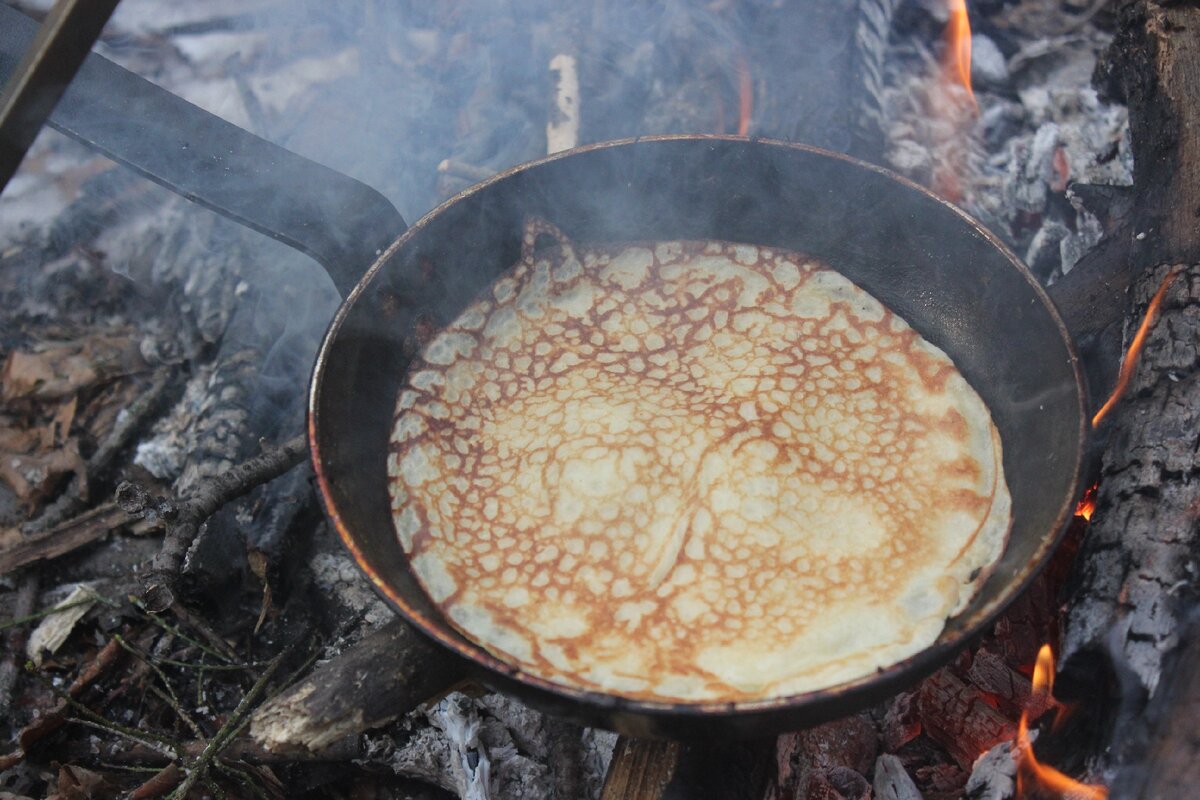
[388,229,1011,703]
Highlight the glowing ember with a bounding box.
[736,53,752,136]
[942,0,976,110]
[1092,267,1182,427]
[1016,645,1108,800]
[1074,484,1098,521]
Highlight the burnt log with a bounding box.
[249,618,459,754]
[913,669,1015,771]
[1061,0,1200,689]
[1109,612,1200,799]
[1058,0,1200,786]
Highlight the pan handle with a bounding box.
[0,4,406,298]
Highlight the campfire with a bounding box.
[2,1,1198,799]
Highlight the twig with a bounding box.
[0,596,101,631]
[168,650,288,799]
[115,634,206,738]
[24,370,172,535]
[166,601,239,662]
[129,763,181,800]
[214,761,272,800]
[131,596,236,663]
[135,432,307,611]
[0,503,135,575]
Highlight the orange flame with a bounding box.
[736,54,753,137]
[942,0,976,109]
[1092,268,1182,427]
[1016,645,1108,800]
[1074,484,1098,521]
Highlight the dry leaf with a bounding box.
[47,763,119,800]
[2,335,145,402]
[0,439,86,506]
[27,584,100,666]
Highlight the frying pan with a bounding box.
[0,10,1089,739]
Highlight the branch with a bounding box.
[125,432,308,612]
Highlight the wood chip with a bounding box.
[26,584,100,665]
[873,754,924,800]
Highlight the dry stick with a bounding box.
[129,763,181,800]
[114,634,206,739]
[168,650,287,800]
[139,432,308,612]
[0,375,165,712]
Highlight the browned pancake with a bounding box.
[387,220,1010,702]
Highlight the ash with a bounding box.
[0,0,1126,798]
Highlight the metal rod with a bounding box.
[0,4,407,296]
[0,0,121,192]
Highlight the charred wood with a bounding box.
[914,669,1015,771]
[0,571,39,720]
[130,432,307,612]
[659,739,772,800]
[1058,0,1200,784]
[1062,0,1200,697]
[1099,613,1200,799]
[0,503,133,576]
[767,714,877,800]
[249,618,459,754]
[600,737,681,800]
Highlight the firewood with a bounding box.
[769,715,877,800]
[0,503,133,575]
[914,669,1016,770]
[600,737,680,800]
[1061,0,1200,706]
[127,432,308,612]
[249,618,459,754]
[1110,613,1200,799]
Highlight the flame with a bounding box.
[1016,645,1108,800]
[736,54,752,137]
[930,0,977,202]
[1092,268,1182,427]
[1074,484,1098,521]
[942,0,976,109]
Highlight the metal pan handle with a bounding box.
[0,4,406,298]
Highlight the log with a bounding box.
[1056,0,1200,788]
[601,737,681,800]
[1061,0,1200,697]
[249,618,460,754]
[1110,613,1200,799]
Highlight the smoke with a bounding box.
[4,0,912,445]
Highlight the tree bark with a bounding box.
[1059,0,1200,778]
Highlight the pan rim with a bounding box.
[308,134,1088,721]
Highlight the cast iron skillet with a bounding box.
[311,135,1086,738]
[0,17,1087,739]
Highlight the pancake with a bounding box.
[387,219,1011,703]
